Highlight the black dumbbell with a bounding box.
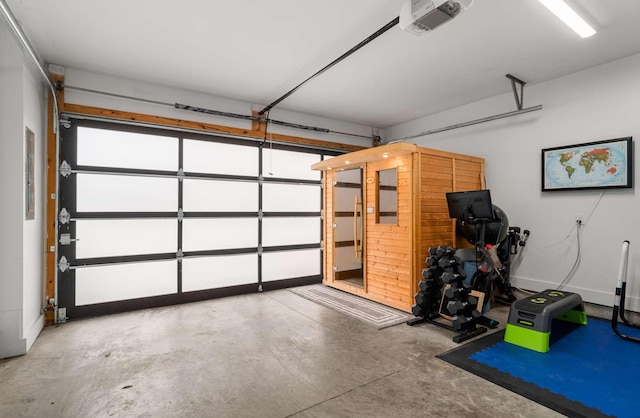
[427,256,439,267]
[451,315,469,331]
[411,303,424,317]
[436,245,448,258]
[451,310,482,330]
[419,280,436,292]
[428,247,438,257]
[415,292,432,307]
[438,256,462,269]
[444,286,460,300]
[441,271,463,284]
[446,296,479,316]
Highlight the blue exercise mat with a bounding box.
[438,317,640,418]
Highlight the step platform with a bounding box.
[504,289,587,353]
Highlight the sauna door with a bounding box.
[364,156,412,306]
[332,168,364,288]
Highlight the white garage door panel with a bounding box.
[75,260,177,305]
[182,218,258,251]
[262,218,320,246]
[76,174,178,212]
[262,249,321,282]
[182,255,257,291]
[77,127,179,171]
[183,139,258,176]
[262,149,321,180]
[263,184,320,212]
[183,180,258,212]
[75,219,177,259]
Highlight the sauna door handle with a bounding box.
[353,196,362,260]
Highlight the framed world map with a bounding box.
[542,137,633,191]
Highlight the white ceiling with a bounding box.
[6,0,640,128]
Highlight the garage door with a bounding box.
[56,118,338,319]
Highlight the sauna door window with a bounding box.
[377,168,397,224]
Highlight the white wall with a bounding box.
[0,20,26,358]
[63,68,374,148]
[22,52,46,351]
[0,19,46,358]
[383,52,640,310]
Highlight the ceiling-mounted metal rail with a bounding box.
[258,16,400,116]
[64,85,373,140]
[395,105,542,140]
[392,74,542,141]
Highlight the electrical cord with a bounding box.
[555,191,602,290]
[556,220,582,290]
[514,287,536,295]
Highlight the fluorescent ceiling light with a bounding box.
[537,0,596,38]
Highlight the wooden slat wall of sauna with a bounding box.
[364,156,413,311]
[414,151,485,295]
[454,160,484,191]
[419,152,455,250]
[322,171,335,284]
[453,158,485,248]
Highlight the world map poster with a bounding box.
[542,137,632,191]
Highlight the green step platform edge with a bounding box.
[556,309,588,326]
[504,309,588,353]
[504,324,551,353]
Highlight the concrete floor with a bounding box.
[0,288,566,418]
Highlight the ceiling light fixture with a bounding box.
[537,0,596,38]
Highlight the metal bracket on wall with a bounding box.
[59,116,71,129]
[59,233,79,245]
[506,73,526,110]
[56,307,67,323]
[59,160,72,178]
[58,208,70,225]
[58,256,70,272]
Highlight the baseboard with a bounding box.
[24,313,45,352]
[511,275,637,312]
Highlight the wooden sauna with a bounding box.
[311,142,485,313]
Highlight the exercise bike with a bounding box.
[458,206,529,306]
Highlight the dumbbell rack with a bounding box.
[407,312,488,343]
[407,245,494,343]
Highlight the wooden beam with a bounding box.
[62,103,365,152]
[251,110,264,133]
[45,73,64,324]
